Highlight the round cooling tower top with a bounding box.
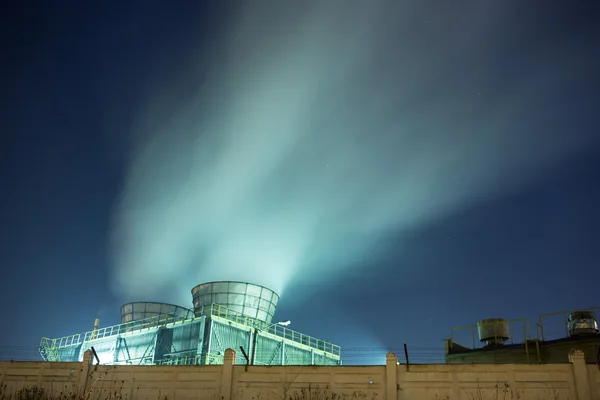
[191,281,279,324]
[121,302,195,325]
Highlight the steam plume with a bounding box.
[109,1,595,305]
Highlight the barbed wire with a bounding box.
[1,343,561,364]
[0,345,449,363]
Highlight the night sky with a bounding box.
[1,1,599,364]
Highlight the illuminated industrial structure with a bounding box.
[445,307,600,364]
[39,281,341,366]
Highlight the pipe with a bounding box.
[91,318,100,340]
[250,328,258,365]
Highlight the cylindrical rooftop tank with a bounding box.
[121,302,195,325]
[567,310,599,337]
[477,318,510,347]
[191,281,279,324]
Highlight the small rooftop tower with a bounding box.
[477,318,510,347]
[191,281,279,324]
[567,310,599,337]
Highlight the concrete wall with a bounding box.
[1,349,599,400]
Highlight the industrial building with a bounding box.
[39,281,341,366]
[445,307,600,364]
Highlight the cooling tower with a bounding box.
[121,302,195,324]
[191,281,279,324]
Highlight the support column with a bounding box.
[568,349,590,400]
[386,352,398,400]
[219,348,236,400]
[282,342,286,365]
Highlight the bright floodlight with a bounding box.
[277,320,291,326]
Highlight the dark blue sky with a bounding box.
[1,1,599,364]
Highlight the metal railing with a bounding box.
[40,303,341,360]
[537,306,600,342]
[156,354,203,365]
[154,352,226,365]
[208,303,341,357]
[39,314,187,357]
[40,334,82,351]
[262,323,340,356]
[448,318,530,349]
[446,307,600,364]
[448,318,537,363]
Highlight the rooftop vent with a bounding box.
[477,318,509,347]
[567,310,599,337]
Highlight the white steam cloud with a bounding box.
[110,1,594,306]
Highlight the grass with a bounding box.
[247,385,376,400]
[1,384,80,400]
[0,383,130,400]
[466,382,522,400]
[0,372,572,400]
[462,382,570,400]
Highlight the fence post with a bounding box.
[386,352,398,400]
[78,350,93,396]
[220,348,236,400]
[568,349,590,400]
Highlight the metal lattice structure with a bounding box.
[39,303,341,366]
[121,302,195,325]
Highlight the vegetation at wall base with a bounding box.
[0,381,571,400]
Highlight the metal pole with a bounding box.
[250,328,258,365]
[90,346,100,365]
[403,343,409,371]
[239,346,249,371]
